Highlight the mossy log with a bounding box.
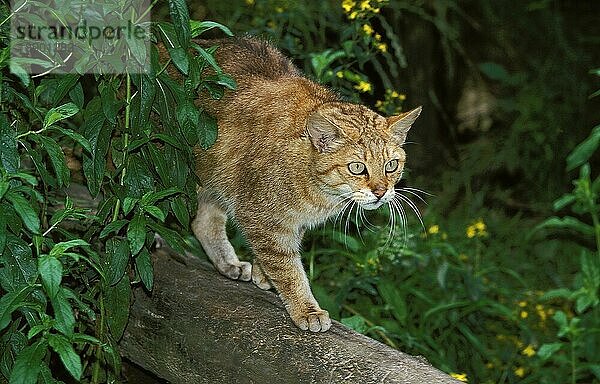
[119,246,459,384]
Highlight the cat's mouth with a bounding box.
[358,200,383,210]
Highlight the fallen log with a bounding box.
[119,247,459,384]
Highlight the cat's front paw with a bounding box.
[217,261,252,281]
[290,308,331,332]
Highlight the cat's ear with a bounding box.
[306,110,345,153]
[387,106,422,142]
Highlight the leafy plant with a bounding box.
[0,0,234,382]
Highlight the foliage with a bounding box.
[0,0,598,383]
[0,0,233,382]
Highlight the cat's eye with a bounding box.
[348,162,367,175]
[385,159,399,173]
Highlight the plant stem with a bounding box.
[92,293,106,384]
[111,73,131,222]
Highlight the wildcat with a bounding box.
[192,37,421,332]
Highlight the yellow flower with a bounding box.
[375,100,383,108]
[362,24,374,35]
[466,219,488,238]
[518,301,527,307]
[354,81,372,92]
[520,310,528,319]
[245,0,255,4]
[360,0,372,10]
[399,93,406,100]
[391,90,399,98]
[349,11,358,19]
[428,225,440,234]
[474,219,486,231]
[377,43,387,53]
[514,367,525,377]
[336,71,344,79]
[450,373,468,382]
[466,226,476,238]
[536,304,547,321]
[342,0,355,12]
[522,345,536,357]
[374,33,382,41]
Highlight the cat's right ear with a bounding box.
[306,111,345,153]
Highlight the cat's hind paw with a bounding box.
[251,263,273,290]
[291,309,331,333]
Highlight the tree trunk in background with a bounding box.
[120,247,460,384]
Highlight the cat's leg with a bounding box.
[249,232,331,332]
[191,199,252,281]
[251,260,272,290]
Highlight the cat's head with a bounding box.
[306,103,421,210]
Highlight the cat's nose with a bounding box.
[372,185,386,199]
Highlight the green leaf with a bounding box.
[48,334,82,381]
[82,97,110,197]
[533,216,594,236]
[104,274,131,341]
[43,103,80,129]
[537,342,563,360]
[377,280,407,325]
[99,80,121,124]
[170,197,190,228]
[198,111,218,150]
[127,211,146,256]
[135,248,154,290]
[36,135,69,187]
[143,205,166,222]
[341,315,368,334]
[99,219,128,238]
[105,238,130,286]
[46,74,80,107]
[69,82,85,109]
[9,172,38,186]
[48,126,92,154]
[168,47,189,75]
[0,285,34,332]
[9,339,48,384]
[123,197,138,215]
[192,44,221,73]
[553,194,576,211]
[141,187,181,206]
[147,221,187,254]
[49,239,89,258]
[123,154,154,198]
[168,0,191,49]
[9,60,30,87]
[567,125,600,171]
[0,180,8,200]
[176,101,200,145]
[0,114,19,173]
[38,256,62,299]
[130,74,156,134]
[3,236,37,284]
[51,288,75,337]
[190,20,233,38]
[6,192,40,234]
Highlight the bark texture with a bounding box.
[120,247,459,384]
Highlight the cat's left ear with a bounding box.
[387,106,422,143]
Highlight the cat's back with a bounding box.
[210,36,301,82]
